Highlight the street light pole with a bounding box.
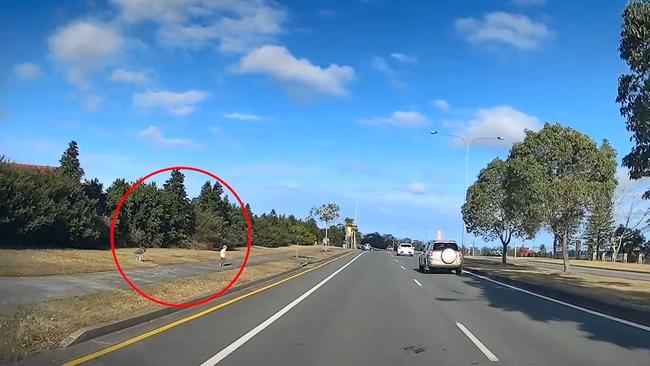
[430,131,504,251]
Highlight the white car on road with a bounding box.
[419,240,463,274]
[396,243,414,256]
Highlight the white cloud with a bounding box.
[112,0,204,23]
[432,99,450,111]
[513,0,545,6]
[371,56,394,75]
[359,110,428,127]
[389,53,417,63]
[49,21,124,87]
[237,45,355,96]
[224,112,262,121]
[85,95,102,111]
[111,69,150,84]
[138,126,204,149]
[112,0,287,53]
[405,182,427,195]
[455,12,551,49]
[349,187,461,214]
[616,167,650,193]
[371,55,410,89]
[455,106,541,146]
[318,9,336,18]
[223,162,320,177]
[133,90,208,115]
[14,63,42,80]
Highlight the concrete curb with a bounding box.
[60,250,352,348]
[465,266,650,328]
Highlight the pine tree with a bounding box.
[213,182,231,222]
[163,170,188,200]
[195,181,220,213]
[83,178,106,216]
[106,178,131,245]
[585,187,615,260]
[162,170,195,246]
[59,141,84,181]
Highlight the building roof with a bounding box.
[7,163,59,172]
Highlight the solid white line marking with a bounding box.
[456,322,499,362]
[463,270,650,332]
[412,278,422,287]
[199,252,366,365]
[400,265,406,270]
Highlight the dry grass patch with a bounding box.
[0,258,306,361]
[464,258,650,309]
[529,258,650,273]
[0,245,334,277]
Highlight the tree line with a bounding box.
[461,123,649,270]
[0,142,340,250]
[463,2,650,270]
[360,232,423,249]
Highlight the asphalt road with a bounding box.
[469,256,650,281]
[18,251,650,366]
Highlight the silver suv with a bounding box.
[418,240,463,274]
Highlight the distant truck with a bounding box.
[519,247,535,257]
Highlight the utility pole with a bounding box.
[430,131,504,250]
[354,200,358,250]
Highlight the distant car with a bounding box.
[418,240,463,274]
[363,243,372,251]
[396,243,414,256]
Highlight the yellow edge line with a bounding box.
[62,252,352,366]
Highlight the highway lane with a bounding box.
[394,253,650,365]
[24,250,650,366]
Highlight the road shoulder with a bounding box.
[1,250,351,364]
[464,261,650,328]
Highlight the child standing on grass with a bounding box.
[220,245,227,267]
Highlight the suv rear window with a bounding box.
[432,242,458,251]
[399,244,412,248]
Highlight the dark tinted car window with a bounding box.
[432,242,458,251]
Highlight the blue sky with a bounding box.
[0,0,641,248]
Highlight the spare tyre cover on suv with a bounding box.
[441,247,457,264]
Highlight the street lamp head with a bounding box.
[497,136,504,140]
[430,130,438,135]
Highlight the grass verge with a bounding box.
[0,245,331,277]
[464,258,650,309]
[528,258,650,273]
[0,257,310,362]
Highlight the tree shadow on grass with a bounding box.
[458,274,650,351]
